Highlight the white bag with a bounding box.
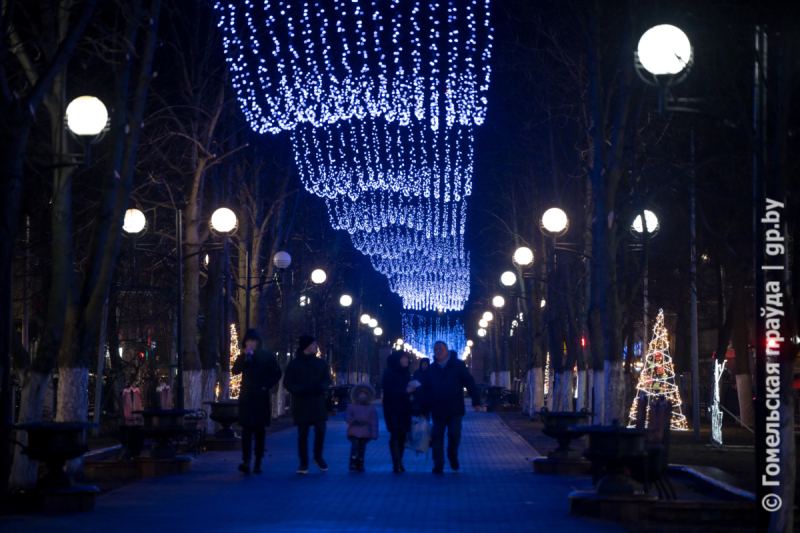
[405,415,431,453]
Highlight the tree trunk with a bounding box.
[732,271,754,428]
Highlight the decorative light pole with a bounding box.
[65,95,110,165]
[630,210,659,356]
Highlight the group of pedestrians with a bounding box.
[231,331,481,475]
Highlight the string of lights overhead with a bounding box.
[215,0,494,311]
[402,313,467,357]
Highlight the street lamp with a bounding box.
[210,208,238,233]
[374,327,383,336]
[492,296,505,308]
[467,340,473,347]
[273,251,292,269]
[360,314,371,325]
[540,207,569,237]
[66,96,108,136]
[513,246,534,267]
[636,24,692,76]
[631,210,660,236]
[122,208,146,234]
[369,318,378,328]
[340,294,353,307]
[483,311,494,322]
[311,269,327,284]
[397,338,404,345]
[478,328,487,337]
[479,318,489,328]
[500,271,517,287]
[540,299,546,308]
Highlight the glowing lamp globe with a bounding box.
[478,328,487,337]
[369,318,378,328]
[541,299,546,308]
[632,210,659,235]
[492,296,505,308]
[311,269,327,284]
[210,208,237,233]
[397,339,404,345]
[66,96,108,136]
[273,251,291,269]
[479,319,489,328]
[339,294,353,307]
[374,327,383,336]
[541,208,569,235]
[637,25,692,76]
[122,208,146,234]
[360,314,371,325]
[513,246,534,267]
[467,340,474,347]
[500,271,517,287]
[483,311,494,322]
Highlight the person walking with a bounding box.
[411,356,429,419]
[422,342,481,474]
[231,329,283,475]
[283,335,330,474]
[382,350,415,473]
[344,382,379,472]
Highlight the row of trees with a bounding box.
[2,0,399,491]
[469,2,798,523]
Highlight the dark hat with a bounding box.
[242,328,261,345]
[419,357,430,365]
[298,334,316,352]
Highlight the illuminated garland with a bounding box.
[401,313,466,358]
[711,359,724,446]
[215,0,493,134]
[229,324,241,400]
[628,309,688,430]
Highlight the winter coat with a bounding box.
[283,348,330,425]
[411,366,428,415]
[382,353,413,433]
[421,352,481,421]
[344,382,379,440]
[231,348,282,426]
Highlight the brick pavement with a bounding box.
[2,406,624,533]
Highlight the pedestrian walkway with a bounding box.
[2,407,624,533]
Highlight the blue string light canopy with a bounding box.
[402,313,467,357]
[215,0,493,134]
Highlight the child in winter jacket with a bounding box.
[344,382,379,472]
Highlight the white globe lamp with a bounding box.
[369,318,378,328]
[492,295,505,308]
[513,246,533,267]
[500,271,517,287]
[479,319,488,328]
[360,314,371,325]
[482,311,494,322]
[273,251,291,269]
[311,269,327,284]
[540,208,569,236]
[632,210,660,236]
[210,208,237,233]
[478,328,487,337]
[122,208,146,234]
[339,294,352,307]
[66,96,108,136]
[637,25,692,76]
[374,327,383,336]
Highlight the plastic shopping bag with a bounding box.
[405,415,431,453]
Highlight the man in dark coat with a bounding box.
[422,342,481,474]
[231,329,282,474]
[283,335,330,474]
[382,351,414,473]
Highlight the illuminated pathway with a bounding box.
[3,407,624,533]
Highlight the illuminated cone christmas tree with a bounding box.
[229,324,241,400]
[628,309,688,430]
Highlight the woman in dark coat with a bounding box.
[231,329,282,474]
[382,350,415,473]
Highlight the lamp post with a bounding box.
[358,313,371,383]
[272,251,292,360]
[310,269,327,337]
[540,207,569,410]
[338,294,353,384]
[493,295,508,387]
[630,210,659,355]
[65,95,110,165]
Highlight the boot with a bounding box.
[390,440,402,473]
[349,457,359,471]
[398,442,406,472]
[356,440,366,472]
[253,457,263,474]
[238,460,251,475]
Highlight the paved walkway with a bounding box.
[3,407,624,533]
